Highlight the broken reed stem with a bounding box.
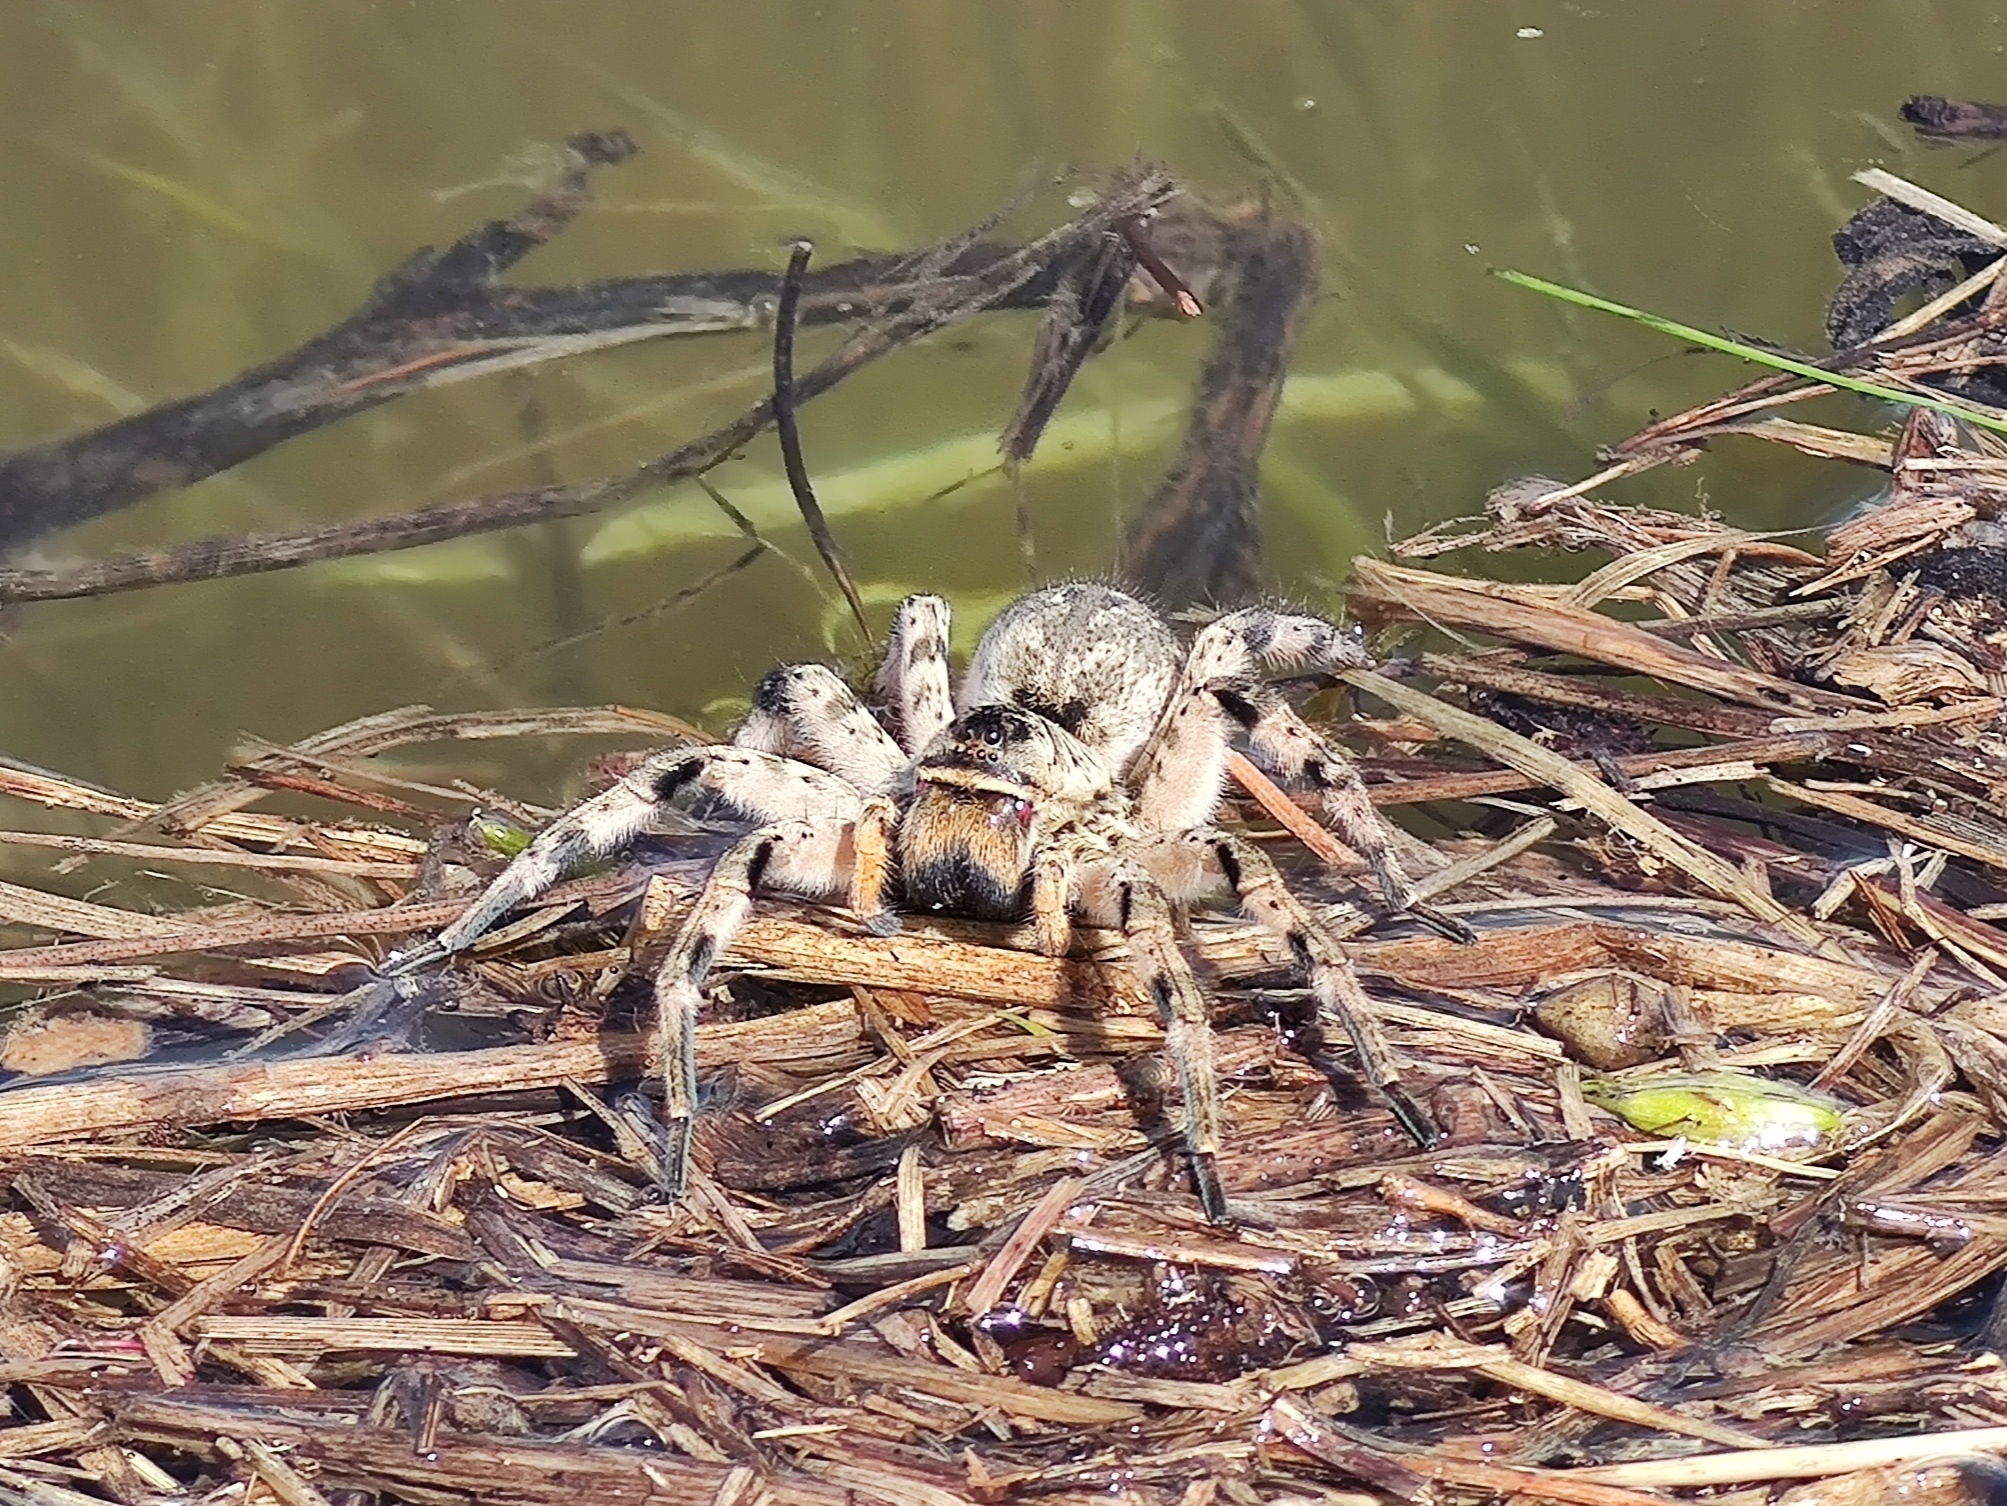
[1569,1424,2007,1488]
[1120,216,1204,318]
[773,238,870,644]
[1344,666,1829,950]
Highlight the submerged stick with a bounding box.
[0,166,1179,606]
[1122,204,1320,605]
[0,132,1079,558]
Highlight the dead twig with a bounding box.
[772,239,869,642]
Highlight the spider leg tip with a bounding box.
[1193,1154,1231,1224]
[1387,1090,1442,1151]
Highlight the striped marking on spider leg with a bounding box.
[1106,858,1228,1223]
[875,594,953,756]
[429,746,860,961]
[430,751,684,955]
[1240,695,1419,913]
[652,817,851,1196]
[654,967,702,1199]
[1133,608,1372,835]
[1223,609,1374,678]
[1201,831,1437,1150]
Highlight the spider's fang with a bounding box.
[988,796,1036,831]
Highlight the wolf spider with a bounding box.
[417,584,1434,1221]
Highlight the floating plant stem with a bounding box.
[1495,267,2007,437]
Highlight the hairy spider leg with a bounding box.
[652,815,862,1197]
[1236,690,1420,913]
[1055,837,1228,1221]
[735,662,907,797]
[874,594,955,756]
[426,746,864,959]
[1136,828,1437,1150]
[1129,607,1418,911]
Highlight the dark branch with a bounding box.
[1121,202,1321,607]
[773,239,870,642]
[0,131,1078,556]
[0,164,1182,607]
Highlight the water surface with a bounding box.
[0,0,1998,810]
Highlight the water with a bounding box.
[0,0,2001,808]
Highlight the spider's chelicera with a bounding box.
[415,583,1433,1221]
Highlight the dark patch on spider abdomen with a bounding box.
[964,584,1178,768]
[1012,696,1092,736]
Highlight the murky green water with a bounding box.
[0,0,2002,807]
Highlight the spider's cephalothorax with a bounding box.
[414,583,1432,1222]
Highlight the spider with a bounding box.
[411,583,1435,1221]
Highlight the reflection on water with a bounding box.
[0,0,2000,806]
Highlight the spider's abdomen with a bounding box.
[961,584,1178,773]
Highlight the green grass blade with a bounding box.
[1494,267,2007,437]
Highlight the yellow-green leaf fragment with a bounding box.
[471,813,534,858]
[1583,1070,1845,1156]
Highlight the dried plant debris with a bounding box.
[24,132,2007,1506]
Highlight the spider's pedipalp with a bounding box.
[1141,828,1436,1149]
[848,795,900,935]
[652,816,857,1195]
[735,662,906,795]
[874,594,954,756]
[1029,842,1076,957]
[430,746,862,957]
